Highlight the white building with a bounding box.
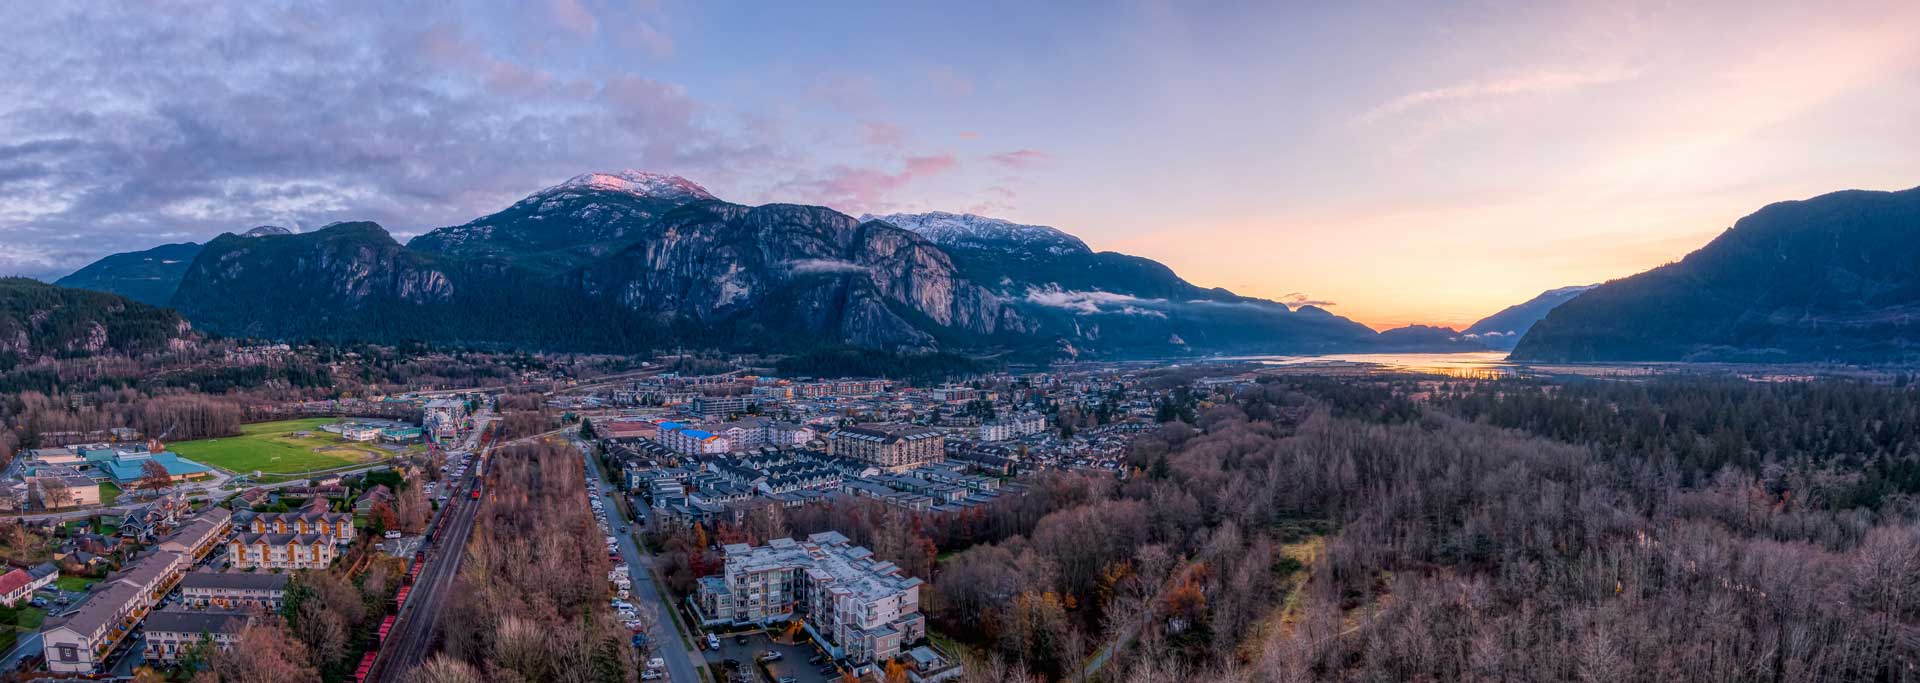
[695,532,925,665]
[977,412,1048,442]
[422,398,468,443]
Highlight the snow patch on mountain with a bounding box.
[526,170,717,204]
[241,225,293,238]
[863,211,1090,254]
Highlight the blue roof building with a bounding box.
[80,446,214,484]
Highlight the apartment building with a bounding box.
[227,533,338,570]
[40,542,191,673]
[142,610,251,664]
[179,571,289,611]
[690,395,753,418]
[237,509,354,544]
[767,422,817,448]
[826,424,945,473]
[155,507,234,561]
[658,422,731,456]
[977,412,1048,442]
[422,398,468,443]
[696,532,926,664]
[833,380,888,396]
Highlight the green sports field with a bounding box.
[168,418,420,475]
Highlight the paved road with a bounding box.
[365,411,493,683]
[580,440,704,683]
[0,631,40,672]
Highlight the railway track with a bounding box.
[360,422,493,682]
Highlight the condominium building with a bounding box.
[142,610,251,664]
[41,551,182,672]
[227,533,338,570]
[179,571,289,611]
[826,425,945,473]
[695,532,925,664]
[833,380,888,396]
[422,398,468,443]
[977,412,1048,442]
[658,422,731,456]
[237,509,355,544]
[155,507,234,561]
[690,395,753,418]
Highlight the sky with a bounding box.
[2,1,1917,330]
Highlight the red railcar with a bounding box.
[353,650,378,682]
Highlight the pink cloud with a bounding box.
[775,154,959,214]
[957,131,982,140]
[548,0,598,37]
[619,19,675,60]
[988,149,1052,168]
[904,154,957,176]
[1361,65,1642,123]
[417,22,556,95]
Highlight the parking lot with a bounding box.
[702,631,840,683]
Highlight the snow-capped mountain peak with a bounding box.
[862,211,1091,254]
[528,170,718,203]
[241,225,293,238]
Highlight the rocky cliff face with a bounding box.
[141,170,1468,357]
[180,221,453,313]
[572,203,1031,352]
[409,170,719,272]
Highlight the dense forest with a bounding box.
[1434,376,1920,509]
[644,374,1920,682]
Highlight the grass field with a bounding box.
[53,576,93,592]
[98,482,121,506]
[169,418,420,475]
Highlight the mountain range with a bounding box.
[62,170,1474,358]
[46,175,1920,364]
[1512,186,1920,363]
[1461,285,1595,351]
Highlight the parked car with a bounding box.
[705,633,720,650]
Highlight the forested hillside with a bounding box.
[0,277,192,369]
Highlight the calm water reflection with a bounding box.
[1225,352,1684,380]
